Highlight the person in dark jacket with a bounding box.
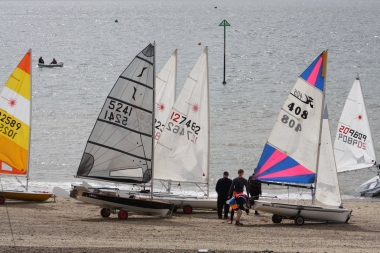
[228,169,250,199]
[50,58,57,64]
[215,171,232,219]
[249,172,262,215]
[38,57,44,64]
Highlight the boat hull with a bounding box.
[76,191,171,216]
[0,190,53,202]
[356,176,380,197]
[253,200,352,223]
[156,196,216,209]
[38,62,63,68]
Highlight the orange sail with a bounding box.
[0,50,31,175]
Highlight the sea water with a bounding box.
[0,0,380,199]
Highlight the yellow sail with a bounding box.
[0,50,31,175]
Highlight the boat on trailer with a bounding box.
[69,43,172,219]
[252,51,352,225]
[0,50,53,204]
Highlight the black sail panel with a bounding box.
[77,44,154,183]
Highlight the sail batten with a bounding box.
[76,44,155,184]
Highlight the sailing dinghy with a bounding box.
[0,50,53,204]
[154,47,216,213]
[252,51,352,225]
[70,43,172,218]
[333,76,379,197]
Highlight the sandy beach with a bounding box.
[1,197,380,253]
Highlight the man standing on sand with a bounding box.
[249,172,262,215]
[228,169,249,199]
[215,171,232,219]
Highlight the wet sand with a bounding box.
[1,197,380,253]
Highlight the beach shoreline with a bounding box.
[1,197,380,253]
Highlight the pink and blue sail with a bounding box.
[300,52,326,91]
[254,144,315,184]
[253,52,327,184]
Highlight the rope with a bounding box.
[15,176,26,189]
[0,177,17,251]
[195,183,207,196]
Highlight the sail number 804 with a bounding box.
[281,115,302,132]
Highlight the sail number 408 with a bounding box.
[281,115,302,132]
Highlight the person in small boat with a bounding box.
[39,57,44,64]
[227,193,251,226]
[249,172,262,215]
[215,171,232,219]
[228,169,249,199]
[50,58,57,64]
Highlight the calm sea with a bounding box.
[1,0,380,198]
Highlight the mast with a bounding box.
[151,41,156,199]
[206,46,210,198]
[26,49,32,192]
[312,50,328,205]
[174,49,177,102]
[357,74,378,169]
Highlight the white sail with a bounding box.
[254,52,327,184]
[154,50,177,145]
[154,47,209,183]
[76,44,155,184]
[315,107,342,207]
[334,77,376,173]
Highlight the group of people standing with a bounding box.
[215,169,262,226]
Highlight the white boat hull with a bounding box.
[253,200,352,223]
[356,175,380,197]
[156,196,216,209]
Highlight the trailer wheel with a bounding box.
[118,210,128,220]
[183,205,193,214]
[272,214,282,224]
[0,195,5,205]
[100,208,111,218]
[294,215,305,226]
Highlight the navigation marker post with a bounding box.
[219,19,230,85]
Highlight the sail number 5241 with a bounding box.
[281,115,302,132]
